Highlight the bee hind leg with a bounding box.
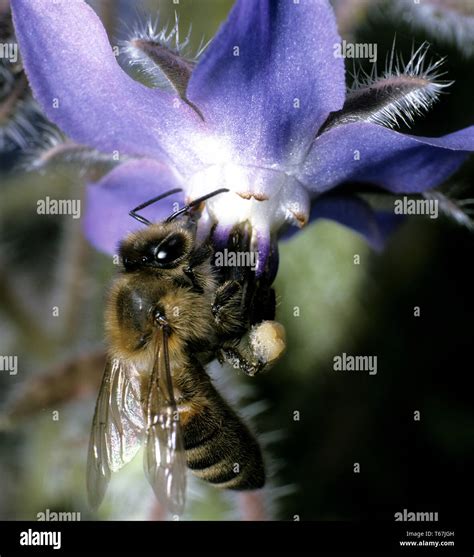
[220,320,286,376]
[219,346,263,377]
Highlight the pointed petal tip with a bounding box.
[187,0,345,163]
[11,0,203,168]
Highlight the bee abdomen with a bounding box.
[181,390,265,490]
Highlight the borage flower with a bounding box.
[11,0,474,277]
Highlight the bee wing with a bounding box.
[87,357,145,510]
[143,330,187,516]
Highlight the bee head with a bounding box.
[119,223,193,273]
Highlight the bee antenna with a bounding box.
[166,188,229,222]
[129,188,183,225]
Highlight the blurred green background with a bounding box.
[0,0,473,521]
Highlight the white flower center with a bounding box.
[187,164,310,237]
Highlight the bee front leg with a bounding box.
[181,242,214,293]
[182,266,204,294]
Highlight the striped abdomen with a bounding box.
[175,363,265,490]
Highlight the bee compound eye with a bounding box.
[154,234,186,266]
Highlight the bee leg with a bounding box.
[219,346,263,377]
[189,242,213,266]
[212,280,247,338]
[181,243,213,293]
[220,321,286,376]
[182,266,204,294]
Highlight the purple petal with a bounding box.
[84,160,185,255]
[254,228,272,278]
[211,223,235,251]
[11,0,205,174]
[282,194,403,251]
[301,121,474,193]
[187,0,345,165]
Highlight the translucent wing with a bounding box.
[87,357,145,510]
[143,330,187,515]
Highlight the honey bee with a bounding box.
[87,188,286,514]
